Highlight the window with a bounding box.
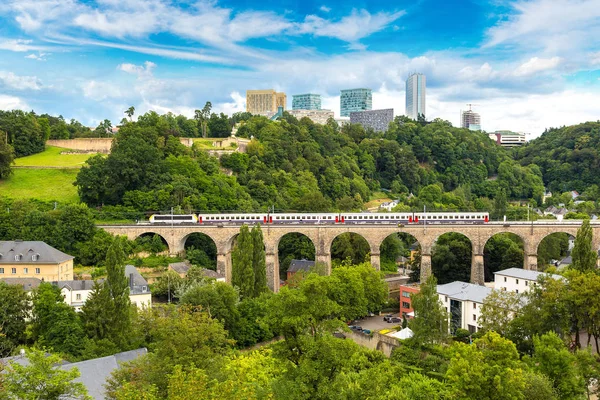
[473,303,477,309]
[76,294,81,300]
[525,281,528,286]
[14,254,22,261]
[402,301,411,309]
[502,287,507,291]
[11,268,16,274]
[0,268,3,274]
[402,291,411,298]
[516,279,519,284]
[504,276,507,282]
[445,296,448,302]
[32,254,39,261]
[468,324,477,333]
[23,268,28,274]
[473,314,477,321]
[35,268,40,274]
[142,286,148,292]
[516,289,519,294]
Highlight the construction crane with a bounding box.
[466,103,480,111]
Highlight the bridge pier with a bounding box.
[316,252,332,275]
[420,253,432,282]
[265,252,280,293]
[370,251,381,271]
[216,252,232,284]
[524,254,538,271]
[471,254,484,285]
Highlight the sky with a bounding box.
[0,0,599,136]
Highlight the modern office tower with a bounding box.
[405,73,426,120]
[461,109,481,131]
[340,88,372,117]
[292,94,321,110]
[246,89,287,114]
[349,109,394,132]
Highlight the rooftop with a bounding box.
[0,277,42,291]
[169,262,191,274]
[494,268,562,281]
[56,280,98,291]
[288,259,315,273]
[437,281,492,304]
[0,241,74,264]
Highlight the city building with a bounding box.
[292,94,321,110]
[494,268,562,294]
[488,131,527,147]
[0,277,42,292]
[340,88,372,117]
[379,200,399,211]
[246,89,287,114]
[125,265,152,308]
[405,73,426,120]
[287,259,315,280]
[0,241,74,281]
[437,281,492,333]
[399,283,420,318]
[461,109,481,131]
[288,109,334,125]
[58,280,97,312]
[349,108,394,132]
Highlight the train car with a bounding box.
[197,213,268,224]
[412,212,489,224]
[270,213,338,224]
[340,213,413,224]
[149,214,198,224]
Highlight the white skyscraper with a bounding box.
[405,73,426,120]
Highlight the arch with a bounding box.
[379,232,421,277]
[431,232,473,284]
[182,232,218,271]
[536,231,575,271]
[483,232,525,282]
[277,232,317,283]
[330,232,372,267]
[134,232,170,254]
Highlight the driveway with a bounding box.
[350,313,402,332]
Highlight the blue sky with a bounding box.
[1,0,600,135]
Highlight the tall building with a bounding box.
[340,88,372,117]
[349,109,394,132]
[461,110,481,131]
[405,73,426,120]
[246,89,287,114]
[489,130,527,147]
[292,94,321,110]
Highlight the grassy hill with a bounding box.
[0,146,99,202]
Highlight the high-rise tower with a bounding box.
[405,73,426,120]
[340,88,372,117]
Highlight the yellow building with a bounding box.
[246,89,287,114]
[0,241,73,281]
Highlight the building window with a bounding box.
[504,276,507,282]
[11,268,16,274]
[402,301,411,309]
[76,294,81,300]
[0,268,4,274]
[525,281,528,286]
[402,291,411,298]
[32,254,39,261]
[35,268,40,274]
[516,279,519,284]
[23,268,28,274]
[468,324,477,333]
[14,254,22,261]
[445,296,448,302]
[516,289,519,294]
[473,303,477,309]
[473,314,477,321]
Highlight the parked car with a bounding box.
[388,317,402,324]
[362,329,372,334]
[383,314,393,322]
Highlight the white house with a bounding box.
[379,200,399,211]
[437,281,492,334]
[58,280,97,312]
[493,268,562,294]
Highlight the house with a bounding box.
[0,277,42,292]
[399,283,420,318]
[571,190,580,200]
[379,200,399,212]
[198,268,225,282]
[125,265,152,308]
[0,241,74,281]
[437,281,492,334]
[543,206,568,221]
[57,280,97,312]
[168,261,191,278]
[287,259,315,280]
[494,268,563,293]
[409,242,420,261]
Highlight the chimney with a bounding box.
[129,273,134,289]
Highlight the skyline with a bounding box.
[0,0,599,136]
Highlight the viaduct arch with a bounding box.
[100,222,600,292]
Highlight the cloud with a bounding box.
[118,61,156,77]
[214,91,246,115]
[0,94,30,110]
[320,5,331,12]
[81,80,126,101]
[0,71,42,90]
[0,38,52,52]
[513,56,562,76]
[25,52,48,61]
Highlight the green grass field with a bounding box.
[14,146,98,168]
[0,168,80,202]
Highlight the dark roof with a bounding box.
[288,259,315,273]
[55,280,98,291]
[169,262,191,274]
[0,277,42,291]
[0,241,74,264]
[199,268,224,279]
[124,265,150,295]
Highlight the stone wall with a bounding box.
[346,331,399,357]
[47,138,114,153]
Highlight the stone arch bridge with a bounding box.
[99,222,600,292]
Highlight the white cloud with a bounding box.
[0,38,51,52]
[25,52,48,61]
[591,51,600,65]
[81,80,126,101]
[213,92,246,115]
[118,61,156,77]
[0,71,42,90]
[320,5,331,13]
[0,94,30,110]
[513,56,562,76]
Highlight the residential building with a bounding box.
[292,94,321,110]
[437,281,492,333]
[287,259,315,280]
[461,109,481,131]
[543,206,568,221]
[125,265,152,308]
[399,283,420,318]
[246,89,287,114]
[488,130,527,147]
[0,277,42,292]
[405,73,426,120]
[169,261,191,278]
[349,108,394,132]
[288,109,334,125]
[58,280,97,312]
[340,88,372,117]
[0,241,74,281]
[494,268,562,293]
[379,200,399,211]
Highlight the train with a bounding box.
[147,212,490,225]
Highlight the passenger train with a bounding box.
[147,212,490,225]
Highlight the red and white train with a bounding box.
[148,212,490,225]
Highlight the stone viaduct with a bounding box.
[99,222,600,292]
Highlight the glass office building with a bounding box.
[340,88,372,117]
[292,94,321,110]
[405,73,426,120]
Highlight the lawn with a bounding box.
[0,168,80,202]
[14,146,98,168]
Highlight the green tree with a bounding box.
[251,225,268,296]
[0,282,29,357]
[0,130,15,179]
[571,219,597,272]
[479,289,523,337]
[2,348,91,400]
[179,281,240,333]
[492,189,508,220]
[231,225,255,299]
[125,106,135,121]
[105,238,131,341]
[409,275,448,345]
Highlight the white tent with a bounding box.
[389,327,414,340]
